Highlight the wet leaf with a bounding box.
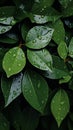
[27,49,53,71]
[57,41,68,60]
[22,70,49,113]
[30,7,61,24]
[0,33,18,44]
[59,75,71,84]
[0,17,16,25]
[2,47,26,77]
[0,25,12,34]
[26,26,54,49]
[50,20,65,45]
[1,73,23,107]
[51,89,70,127]
[42,55,69,79]
[69,37,73,58]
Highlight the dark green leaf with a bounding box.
[51,89,70,127]
[2,47,26,77]
[27,49,53,71]
[22,70,49,113]
[62,1,73,17]
[26,26,54,49]
[0,33,18,44]
[1,73,22,106]
[0,6,16,17]
[0,112,10,130]
[42,55,69,79]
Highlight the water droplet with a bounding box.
[33,40,36,43]
[18,64,21,67]
[13,91,17,96]
[1,28,6,33]
[59,108,61,111]
[29,90,32,93]
[3,123,7,126]
[38,82,40,88]
[41,100,44,104]
[13,54,16,57]
[38,36,42,40]
[9,51,12,54]
[60,101,64,105]
[61,117,63,120]
[41,15,44,18]
[8,68,11,71]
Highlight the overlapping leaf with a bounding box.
[27,49,53,71]
[22,70,49,113]
[26,26,54,49]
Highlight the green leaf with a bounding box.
[62,1,73,17]
[2,47,26,77]
[27,49,53,71]
[50,20,65,45]
[69,37,73,58]
[22,70,49,113]
[0,6,16,17]
[21,22,30,41]
[59,0,70,8]
[57,41,68,60]
[21,107,40,130]
[26,26,54,49]
[0,33,18,44]
[1,73,22,107]
[0,112,10,130]
[33,0,55,9]
[29,7,61,24]
[0,17,16,25]
[0,48,8,72]
[0,25,12,34]
[51,89,70,127]
[59,75,71,84]
[42,55,69,79]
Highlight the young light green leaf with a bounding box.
[22,70,49,113]
[1,73,23,107]
[69,37,73,58]
[2,47,26,77]
[51,89,70,127]
[26,26,54,49]
[59,75,71,84]
[0,112,10,130]
[0,25,12,34]
[57,41,68,60]
[27,49,53,71]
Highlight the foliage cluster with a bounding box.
[0,0,73,130]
